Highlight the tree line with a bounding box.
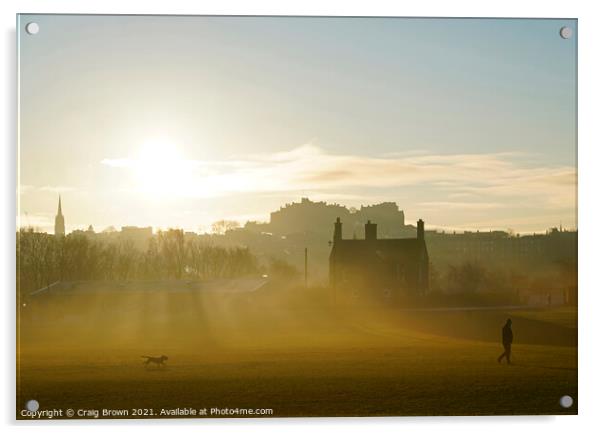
[17,228,260,294]
[428,260,577,300]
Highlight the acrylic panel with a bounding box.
[17,15,577,419]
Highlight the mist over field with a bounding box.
[18,283,577,418]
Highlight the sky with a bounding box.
[18,15,577,234]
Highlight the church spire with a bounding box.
[54,195,65,236]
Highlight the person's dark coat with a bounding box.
[502,322,513,346]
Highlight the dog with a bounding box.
[141,355,168,367]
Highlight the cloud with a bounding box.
[100,144,576,212]
[418,201,505,211]
[100,158,132,168]
[38,185,76,193]
[17,213,53,229]
[19,184,77,195]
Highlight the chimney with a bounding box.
[417,219,424,241]
[365,220,377,241]
[333,217,342,242]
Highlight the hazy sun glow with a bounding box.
[132,140,192,197]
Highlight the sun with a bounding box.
[133,140,190,196]
[137,140,182,167]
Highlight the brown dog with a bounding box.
[141,355,168,366]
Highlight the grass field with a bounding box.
[17,290,577,418]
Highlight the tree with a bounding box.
[211,220,240,235]
[115,240,138,280]
[17,227,261,286]
[446,262,486,294]
[268,257,299,280]
[157,229,187,279]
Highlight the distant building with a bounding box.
[269,197,349,236]
[120,226,153,249]
[357,202,405,233]
[249,197,409,238]
[423,228,577,268]
[329,218,429,304]
[71,224,96,239]
[54,196,65,236]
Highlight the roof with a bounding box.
[331,238,427,262]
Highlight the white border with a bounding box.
[2,1,601,433]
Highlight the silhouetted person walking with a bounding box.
[497,318,513,364]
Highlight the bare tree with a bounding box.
[115,240,138,280]
[158,229,187,279]
[17,228,261,286]
[211,220,240,235]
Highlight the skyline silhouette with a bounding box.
[21,195,577,236]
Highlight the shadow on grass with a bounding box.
[392,309,577,347]
[512,362,577,371]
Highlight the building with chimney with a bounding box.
[54,196,65,236]
[329,218,429,304]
